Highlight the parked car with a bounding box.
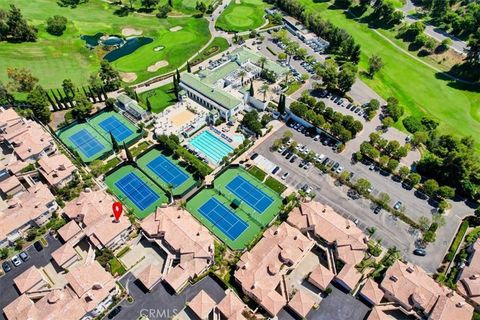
[33,241,43,252]
[332,162,340,171]
[19,251,30,262]
[107,306,123,319]
[313,135,320,141]
[250,153,259,160]
[286,152,293,160]
[393,201,402,210]
[413,248,427,256]
[290,155,297,163]
[373,206,382,214]
[2,261,12,273]
[277,146,285,153]
[281,172,290,180]
[272,166,281,175]
[281,149,289,156]
[335,166,343,174]
[322,157,330,165]
[11,255,22,267]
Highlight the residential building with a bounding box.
[4,260,118,320]
[0,107,56,164]
[380,260,473,319]
[13,266,49,297]
[0,183,57,247]
[187,290,216,320]
[141,205,214,293]
[0,174,25,197]
[288,201,367,292]
[216,289,248,320]
[458,239,480,309]
[61,189,131,251]
[234,222,314,317]
[38,154,76,189]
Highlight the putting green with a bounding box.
[298,0,480,151]
[0,0,210,89]
[216,0,268,32]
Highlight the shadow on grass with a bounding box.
[435,71,480,93]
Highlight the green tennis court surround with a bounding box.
[104,165,167,219]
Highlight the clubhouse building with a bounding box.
[179,47,288,120]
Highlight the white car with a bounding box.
[278,146,285,153]
[11,255,22,267]
[281,172,290,180]
[318,154,325,161]
[335,166,343,174]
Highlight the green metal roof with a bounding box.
[232,47,289,76]
[202,61,239,84]
[181,73,242,110]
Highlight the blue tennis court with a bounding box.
[69,129,105,158]
[99,116,133,142]
[146,155,189,188]
[226,176,273,213]
[115,172,160,211]
[198,198,248,241]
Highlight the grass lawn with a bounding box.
[138,82,177,113]
[248,165,267,181]
[215,0,268,32]
[265,176,287,194]
[109,257,126,276]
[190,37,230,65]
[297,0,480,151]
[172,0,215,14]
[130,140,151,157]
[0,0,210,89]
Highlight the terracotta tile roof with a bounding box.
[288,291,315,318]
[188,290,216,319]
[57,220,82,242]
[235,222,314,316]
[217,289,246,318]
[336,263,362,291]
[13,266,46,294]
[141,206,214,292]
[38,154,76,187]
[458,239,480,304]
[0,183,55,241]
[0,175,22,193]
[51,243,78,267]
[0,108,22,129]
[360,279,384,305]
[2,294,36,320]
[136,263,163,291]
[288,201,367,266]
[367,306,390,320]
[308,264,334,291]
[380,260,472,319]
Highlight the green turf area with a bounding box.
[214,167,282,227]
[215,0,268,32]
[138,82,177,113]
[172,0,215,14]
[137,148,197,196]
[57,123,112,162]
[0,0,210,89]
[248,165,266,181]
[104,165,167,219]
[297,0,480,151]
[88,111,142,145]
[190,37,230,66]
[186,188,262,250]
[265,176,287,195]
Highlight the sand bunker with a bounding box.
[171,109,196,127]
[122,28,143,37]
[169,26,183,32]
[120,72,137,83]
[147,60,169,72]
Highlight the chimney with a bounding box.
[471,274,480,280]
[406,266,414,273]
[390,275,398,282]
[456,302,465,308]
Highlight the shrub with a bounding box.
[46,15,68,36]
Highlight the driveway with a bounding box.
[0,235,62,320]
[251,125,463,273]
[116,274,226,320]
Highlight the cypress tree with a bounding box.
[187,61,191,73]
[124,142,133,162]
[249,81,254,97]
[46,91,58,111]
[146,98,152,112]
[50,89,63,110]
[97,88,103,101]
[102,87,108,101]
[278,94,286,114]
[82,86,88,99]
[56,88,64,104]
[134,91,139,102]
[88,87,97,103]
[176,68,180,81]
[110,132,119,152]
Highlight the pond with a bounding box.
[81,33,153,62]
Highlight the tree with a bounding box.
[196,1,207,13]
[4,5,37,42]
[238,70,246,85]
[71,94,93,121]
[438,185,455,199]
[398,166,410,179]
[26,85,51,123]
[187,61,191,73]
[368,54,384,77]
[0,81,13,105]
[282,130,293,143]
[407,172,421,186]
[258,56,267,71]
[355,178,372,195]
[241,110,262,136]
[278,94,286,114]
[99,60,121,91]
[285,42,299,63]
[259,83,269,101]
[337,62,357,93]
[422,179,439,197]
[382,116,394,128]
[62,78,76,99]
[46,15,67,36]
[156,4,172,18]
[319,60,339,92]
[430,0,448,21]
[141,0,160,8]
[124,142,133,162]
[466,29,480,67]
[387,158,399,172]
[249,81,254,97]
[146,98,152,112]
[110,132,119,152]
[7,67,38,92]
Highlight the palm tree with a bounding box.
[284,69,292,85]
[238,70,247,85]
[258,57,267,71]
[259,84,269,101]
[285,42,299,64]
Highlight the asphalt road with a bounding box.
[252,125,459,273]
[0,235,61,320]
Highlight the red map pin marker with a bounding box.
[113,202,123,221]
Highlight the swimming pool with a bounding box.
[189,131,233,164]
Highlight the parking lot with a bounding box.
[0,235,61,320]
[252,125,454,273]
